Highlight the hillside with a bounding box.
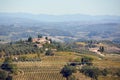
[4,52,120,80]
[0,13,120,42]
[0,0,120,80]
[0,22,120,42]
[0,38,120,80]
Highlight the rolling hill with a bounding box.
[0,13,120,42]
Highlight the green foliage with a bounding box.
[99,46,104,53]
[115,68,120,76]
[18,56,28,61]
[81,56,93,65]
[101,68,109,76]
[69,58,81,66]
[45,37,48,40]
[0,42,43,55]
[1,57,18,74]
[80,66,100,80]
[45,49,54,56]
[100,68,120,77]
[73,58,81,62]
[43,43,56,49]
[6,75,13,80]
[0,40,76,56]
[86,40,97,48]
[0,69,8,80]
[17,56,41,62]
[28,36,32,42]
[55,42,73,51]
[49,39,52,43]
[68,75,76,80]
[61,65,76,78]
[38,34,42,38]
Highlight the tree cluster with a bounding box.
[0,42,43,56]
[81,56,93,66]
[61,65,76,80]
[80,66,100,80]
[0,57,18,80]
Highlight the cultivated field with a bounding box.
[12,52,120,80]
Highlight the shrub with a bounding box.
[81,56,93,65]
[0,69,8,80]
[101,68,109,76]
[45,50,54,56]
[1,57,18,74]
[68,75,76,80]
[115,69,120,76]
[18,56,28,61]
[80,66,100,80]
[61,65,76,79]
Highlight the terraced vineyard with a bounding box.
[12,52,120,80]
[13,52,72,80]
[14,66,66,80]
[13,52,83,80]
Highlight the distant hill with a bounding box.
[0,13,120,42]
[0,13,120,23]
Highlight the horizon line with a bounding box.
[0,12,120,17]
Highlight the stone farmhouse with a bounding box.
[32,37,51,48]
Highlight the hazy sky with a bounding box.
[0,0,120,15]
